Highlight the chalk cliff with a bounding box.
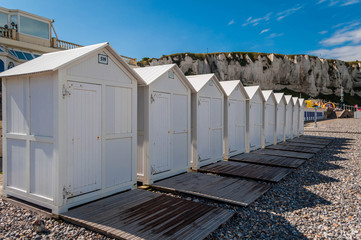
[139,53,361,98]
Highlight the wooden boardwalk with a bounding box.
[253,149,314,159]
[61,189,234,240]
[266,144,321,154]
[150,172,271,207]
[199,161,293,183]
[229,153,305,168]
[280,142,325,149]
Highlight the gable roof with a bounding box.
[261,90,276,103]
[0,42,145,84]
[292,97,300,106]
[133,64,174,85]
[284,95,294,105]
[274,93,287,105]
[186,74,224,94]
[219,80,249,99]
[133,64,195,91]
[244,86,266,102]
[298,98,305,107]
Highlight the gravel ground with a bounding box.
[0,118,360,239]
[206,118,361,239]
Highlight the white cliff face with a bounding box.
[146,53,361,97]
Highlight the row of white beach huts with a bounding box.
[0,43,304,213]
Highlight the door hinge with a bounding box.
[63,186,72,199]
[62,84,71,98]
[151,94,155,104]
[198,99,201,105]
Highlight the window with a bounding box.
[14,50,26,60]
[8,62,14,69]
[0,59,4,72]
[23,52,34,60]
[9,50,17,58]
[19,15,49,39]
[0,12,7,27]
[33,54,40,58]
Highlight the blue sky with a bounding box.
[2,0,361,61]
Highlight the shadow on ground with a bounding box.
[207,136,352,239]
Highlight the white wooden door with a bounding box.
[265,104,275,145]
[198,97,211,160]
[229,100,246,153]
[250,102,262,148]
[228,100,237,152]
[151,92,171,174]
[277,105,285,142]
[67,82,101,196]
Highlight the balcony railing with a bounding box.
[52,38,82,50]
[0,27,15,39]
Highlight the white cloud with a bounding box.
[319,30,328,34]
[242,13,272,27]
[277,5,303,21]
[309,45,361,61]
[260,29,270,34]
[268,33,284,38]
[320,25,361,46]
[228,19,235,25]
[317,0,361,6]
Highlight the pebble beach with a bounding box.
[0,118,360,239]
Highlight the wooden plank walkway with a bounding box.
[199,161,293,183]
[150,172,271,207]
[229,153,305,168]
[280,142,325,149]
[266,144,321,154]
[61,189,234,240]
[287,138,330,146]
[253,149,314,159]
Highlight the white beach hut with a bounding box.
[0,43,143,213]
[274,93,287,143]
[244,86,265,151]
[219,80,249,159]
[284,95,294,139]
[262,90,277,146]
[134,64,194,184]
[292,97,300,137]
[298,98,305,135]
[186,74,224,169]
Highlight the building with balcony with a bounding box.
[0,6,136,72]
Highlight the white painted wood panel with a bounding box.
[211,98,223,159]
[151,92,171,174]
[172,94,188,170]
[105,138,132,188]
[30,142,53,199]
[6,77,28,134]
[30,75,54,137]
[265,102,276,145]
[7,139,27,191]
[293,105,299,136]
[250,102,262,149]
[106,86,132,135]
[285,104,293,139]
[277,104,286,142]
[198,97,211,160]
[67,82,101,196]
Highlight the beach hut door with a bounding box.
[67,82,102,196]
[198,97,211,160]
[151,92,171,174]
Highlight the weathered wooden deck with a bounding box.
[229,153,305,168]
[288,137,332,146]
[266,144,321,154]
[150,172,271,207]
[199,161,293,183]
[253,148,314,159]
[280,142,325,149]
[61,189,234,240]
